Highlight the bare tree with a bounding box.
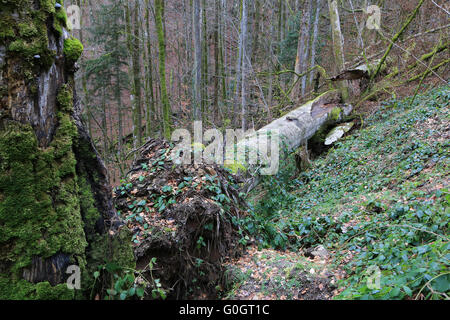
[193,0,202,121]
[292,0,313,99]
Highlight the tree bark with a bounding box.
[309,0,322,86]
[145,0,156,138]
[233,90,352,192]
[201,0,209,119]
[155,0,173,139]
[0,3,133,299]
[131,0,143,148]
[193,0,202,121]
[327,0,349,101]
[213,0,220,119]
[240,0,249,131]
[292,0,313,99]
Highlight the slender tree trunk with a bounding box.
[76,0,92,138]
[145,0,156,137]
[233,0,246,127]
[292,0,313,99]
[327,0,349,101]
[213,0,220,120]
[222,0,228,106]
[155,0,173,139]
[132,0,143,148]
[252,0,261,60]
[114,57,123,162]
[125,2,136,145]
[201,0,208,120]
[219,0,227,111]
[309,0,322,86]
[240,0,249,131]
[101,87,108,160]
[193,0,202,121]
[277,0,283,54]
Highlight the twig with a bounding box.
[370,0,425,82]
[431,0,450,16]
[415,272,450,300]
[375,29,448,84]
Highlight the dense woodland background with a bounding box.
[65,0,449,184]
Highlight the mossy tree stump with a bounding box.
[0,0,134,300]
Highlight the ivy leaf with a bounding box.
[136,287,145,298]
[106,289,117,296]
[390,287,401,298]
[431,274,450,293]
[402,286,412,296]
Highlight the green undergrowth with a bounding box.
[244,85,449,300]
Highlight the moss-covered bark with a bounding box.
[0,0,134,300]
[155,0,172,139]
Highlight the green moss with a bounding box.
[5,13,55,71]
[329,107,343,122]
[0,0,135,300]
[89,230,136,272]
[56,84,74,113]
[35,282,74,300]
[0,116,88,299]
[40,0,57,14]
[0,120,87,272]
[0,277,74,300]
[308,107,344,149]
[0,14,15,40]
[0,96,134,299]
[63,37,83,65]
[224,160,247,174]
[0,80,85,298]
[53,4,69,36]
[2,0,66,75]
[18,23,38,38]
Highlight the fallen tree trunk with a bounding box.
[231,90,353,191]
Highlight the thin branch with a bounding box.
[431,0,450,15]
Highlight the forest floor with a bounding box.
[222,246,336,300]
[221,83,449,300]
